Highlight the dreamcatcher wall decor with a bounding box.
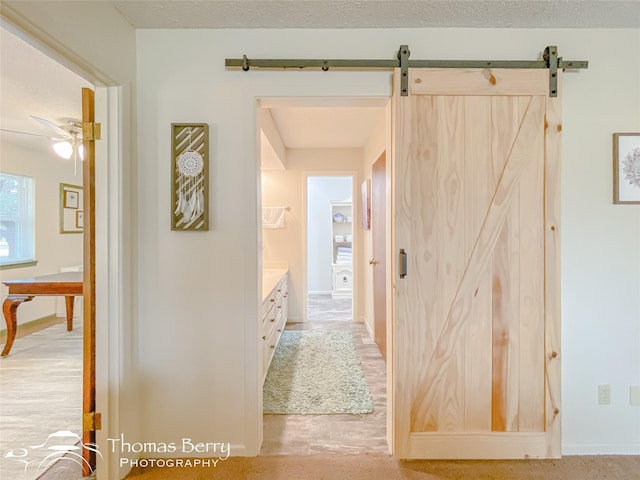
[171,123,210,230]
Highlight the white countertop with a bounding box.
[262,266,288,302]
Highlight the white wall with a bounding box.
[307,176,352,293]
[135,27,639,458]
[0,143,83,325]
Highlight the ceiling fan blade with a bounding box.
[0,128,64,141]
[29,115,71,138]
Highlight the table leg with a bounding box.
[64,296,75,331]
[2,295,34,357]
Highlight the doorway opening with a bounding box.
[257,96,390,455]
[0,25,95,479]
[306,175,354,322]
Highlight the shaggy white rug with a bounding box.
[263,330,373,415]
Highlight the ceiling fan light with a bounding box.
[53,141,73,159]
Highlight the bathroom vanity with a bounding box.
[261,266,288,382]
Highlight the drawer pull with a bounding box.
[277,329,282,332]
[270,298,275,303]
[270,318,275,322]
[262,335,267,340]
[270,345,275,349]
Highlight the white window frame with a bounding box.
[0,172,36,268]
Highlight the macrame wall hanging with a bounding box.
[171,123,209,231]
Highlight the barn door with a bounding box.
[392,68,561,459]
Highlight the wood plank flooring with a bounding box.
[262,294,387,455]
[0,321,82,480]
[307,293,353,321]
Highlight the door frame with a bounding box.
[255,96,393,454]
[302,172,358,323]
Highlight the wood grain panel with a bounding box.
[463,97,493,432]
[393,83,440,450]
[410,97,546,432]
[393,67,559,459]
[434,96,466,432]
[491,199,521,432]
[392,73,413,457]
[490,97,522,432]
[491,97,520,190]
[411,69,549,97]
[544,76,563,457]
[518,96,546,432]
[408,432,548,459]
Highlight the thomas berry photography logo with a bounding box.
[109,434,231,469]
[2,430,101,479]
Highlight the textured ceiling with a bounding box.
[0,28,92,153]
[112,0,640,29]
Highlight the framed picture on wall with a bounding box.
[63,189,79,209]
[76,211,84,229]
[60,183,83,234]
[613,133,640,204]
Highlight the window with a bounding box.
[0,173,35,267]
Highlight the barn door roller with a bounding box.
[225,44,587,97]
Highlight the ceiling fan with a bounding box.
[1,115,84,173]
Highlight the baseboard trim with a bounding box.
[0,314,61,340]
[562,444,640,455]
[364,318,374,340]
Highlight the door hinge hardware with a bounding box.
[82,122,102,141]
[397,45,410,96]
[544,46,559,97]
[83,412,102,431]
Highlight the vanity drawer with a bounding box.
[262,290,277,319]
[261,271,288,382]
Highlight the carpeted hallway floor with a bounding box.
[124,453,640,479]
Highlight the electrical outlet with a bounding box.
[630,386,640,406]
[598,385,611,405]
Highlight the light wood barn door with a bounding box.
[392,69,561,459]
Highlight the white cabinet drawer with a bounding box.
[261,271,288,382]
[332,266,353,291]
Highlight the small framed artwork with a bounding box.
[613,133,640,204]
[361,179,371,230]
[60,183,83,234]
[171,123,209,231]
[76,211,84,229]
[64,189,79,209]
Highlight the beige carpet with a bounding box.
[124,454,640,479]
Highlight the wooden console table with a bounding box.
[2,272,83,357]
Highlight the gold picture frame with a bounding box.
[60,183,83,233]
[76,211,84,229]
[613,133,640,204]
